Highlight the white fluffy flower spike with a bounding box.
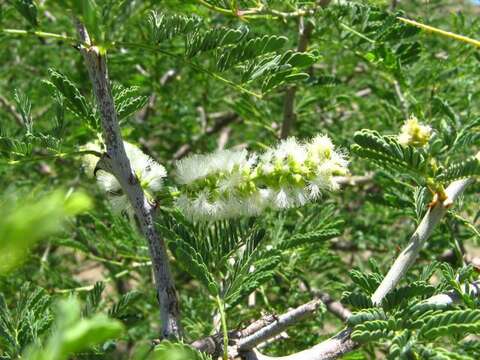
[175,135,348,222]
[82,141,167,214]
[174,149,257,221]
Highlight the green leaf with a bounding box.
[342,291,373,310]
[351,320,392,343]
[0,284,52,358]
[12,0,38,27]
[0,191,91,274]
[45,69,97,131]
[352,129,429,180]
[77,0,102,43]
[279,228,340,250]
[216,35,287,72]
[349,269,383,295]
[286,52,316,68]
[23,297,123,360]
[109,291,141,320]
[348,308,387,326]
[436,156,480,183]
[382,281,436,311]
[417,345,475,360]
[171,239,219,297]
[149,341,212,360]
[224,249,281,307]
[61,315,123,354]
[419,310,480,340]
[186,27,247,58]
[112,84,148,120]
[148,11,200,43]
[83,282,105,317]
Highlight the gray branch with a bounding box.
[243,280,480,360]
[238,300,322,351]
[423,281,480,307]
[244,177,474,360]
[192,295,327,357]
[243,329,356,360]
[371,178,473,305]
[314,291,352,322]
[74,20,181,339]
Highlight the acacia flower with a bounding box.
[398,115,432,147]
[256,135,348,209]
[82,141,167,214]
[174,149,257,221]
[175,135,348,222]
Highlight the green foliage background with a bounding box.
[1,0,480,359]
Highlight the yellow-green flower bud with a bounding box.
[398,115,432,147]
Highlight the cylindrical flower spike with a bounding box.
[82,141,167,215]
[174,149,257,221]
[174,135,348,222]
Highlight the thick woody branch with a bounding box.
[192,296,326,357]
[74,20,181,339]
[243,328,355,360]
[238,300,322,351]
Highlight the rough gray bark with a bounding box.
[243,329,356,360]
[192,296,326,357]
[314,291,352,322]
[75,20,181,339]
[238,300,322,351]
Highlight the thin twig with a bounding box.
[393,80,409,119]
[74,19,181,339]
[238,300,322,351]
[280,17,314,139]
[313,291,352,322]
[398,17,480,49]
[192,293,333,357]
[0,95,24,126]
[173,112,239,160]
